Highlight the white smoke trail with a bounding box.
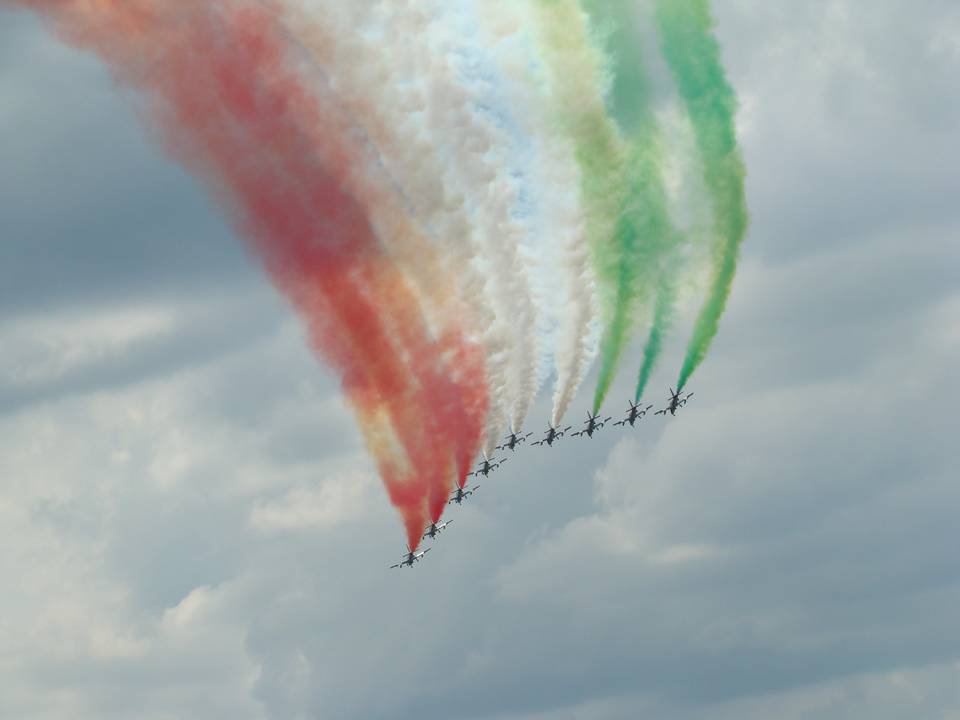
[468,1,601,425]
[397,0,542,437]
[440,0,555,398]
[283,0,602,441]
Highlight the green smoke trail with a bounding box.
[526,0,635,414]
[580,0,687,411]
[634,281,674,403]
[592,132,682,412]
[529,0,695,414]
[654,0,749,391]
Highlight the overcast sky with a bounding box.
[2,1,959,718]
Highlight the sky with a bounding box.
[1,1,959,718]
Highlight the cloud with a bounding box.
[250,472,375,534]
[725,0,960,262]
[0,290,284,416]
[0,9,258,316]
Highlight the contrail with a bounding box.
[654,0,749,391]
[17,0,488,549]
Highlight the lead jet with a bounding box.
[655,388,694,417]
[497,430,533,452]
[532,423,571,447]
[614,400,654,428]
[572,411,611,439]
[469,454,506,478]
[390,546,431,569]
[422,519,453,541]
[448,485,479,505]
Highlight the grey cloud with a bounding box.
[723,0,960,263]
[0,9,259,316]
[0,289,285,417]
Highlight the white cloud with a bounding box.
[250,472,376,533]
[0,304,177,387]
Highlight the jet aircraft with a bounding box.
[390,546,431,569]
[422,519,453,541]
[448,485,479,505]
[532,423,571,447]
[655,388,694,417]
[614,400,654,427]
[469,454,506,477]
[497,430,533,452]
[572,411,611,438]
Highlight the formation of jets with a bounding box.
[391,387,694,568]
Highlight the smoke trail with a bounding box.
[444,0,552,387]
[281,0,518,454]
[654,0,749,391]
[527,0,688,415]
[413,0,543,434]
[273,0,508,484]
[634,281,672,402]
[589,159,642,414]
[17,0,487,549]
[579,0,689,406]
[467,1,600,426]
[525,0,637,416]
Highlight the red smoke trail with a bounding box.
[16,0,488,549]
